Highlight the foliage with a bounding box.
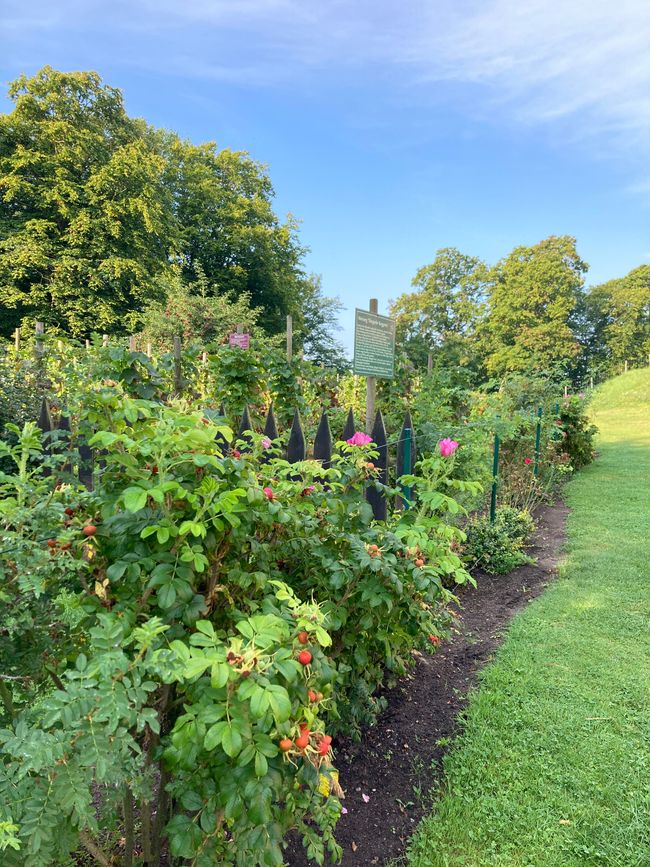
[462,507,535,575]
[0,383,473,865]
[139,265,262,350]
[0,67,307,338]
[557,394,598,469]
[292,274,349,371]
[391,247,487,371]
[479,236,588,377]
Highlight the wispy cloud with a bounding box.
[3,0,650,157]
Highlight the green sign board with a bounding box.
[353,309,396,378]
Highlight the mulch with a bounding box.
[285,500,569,867]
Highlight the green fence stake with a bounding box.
[401,426,412,509]
[533,406,543,476]
[490,431,500,523]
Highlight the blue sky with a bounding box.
[2,0,649,350]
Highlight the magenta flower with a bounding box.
[438,438,459,457]
[346,431,373,446]
[524,457,532,466]
[263,486,274,500]
[261,436,272,449]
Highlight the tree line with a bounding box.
[1,68,648,382]
[391,239,650,385]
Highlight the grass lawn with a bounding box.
[405,369,650,867]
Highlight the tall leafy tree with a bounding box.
[0,67,174,334]
[390,247,487,370]
[583,265,650,372]
[0,67,308,338]
[479,235,587,377]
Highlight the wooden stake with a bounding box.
[173,336,182,395]
[102,334,109,348]
[286,314,293,363]
[365,299,378,434]
[14,328,20,352]
[128,336,137,352]
[427,352,433,375]
[35,322,44,359]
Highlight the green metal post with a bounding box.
[533,406,543,476]
[490,431,500,523]
[401,426,412,509]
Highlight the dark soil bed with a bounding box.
[285,500,569,867]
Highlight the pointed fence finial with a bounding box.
[287,410,306,464]
[314,411,333,469]
[366,409,388,521]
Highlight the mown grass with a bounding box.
[405,369,650,867]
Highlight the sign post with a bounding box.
[353,301,396,433]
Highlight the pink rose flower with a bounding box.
[438,438,459,457]
[261,436,272,449]
[524,457,532,465]
[346,431,373,446]
[263,486,274,500]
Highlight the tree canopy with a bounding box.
[0,67,312,338]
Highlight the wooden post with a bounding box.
[564,384,568,397]
[286,315,293,363]
[427,352,433,375]
[85,339,90,350]
[14,328,20,352]
[128,336,137,352]
[365,299,378,434]
[590,375,594,389]
[35,322,44,359]
[624,359,628,373]
[102,334,109,348]
[146,342,152,358]
[173,336,182,395]
[236,323,243,335]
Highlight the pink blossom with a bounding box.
[524,457,532,466]
[301,485,316,496]
[438,438,459,458]
[361,793,370,803]
[346,431,373,446]
[261,436,272,449]
[263,487,275,500]
[341,807,348,815]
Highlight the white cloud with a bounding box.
[4,0,650,157]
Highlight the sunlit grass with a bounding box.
[405,369,650,867]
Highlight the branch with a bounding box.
[79,830,112,867]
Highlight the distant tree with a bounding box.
[479,236,588,377]
[592,265,650,370]
[293,274,348,370]
[390,247,487,371]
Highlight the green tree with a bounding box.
[0,67,174,335]
[586,265,650,372]
[0,67,308,338]
[390,247,487,371]
[480,235,587,377]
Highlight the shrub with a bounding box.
[463,507,535,575]
[0,393,473,865]
[557,394,598,469]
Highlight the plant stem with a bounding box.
[79,830,112,867]
[123,787,135,867]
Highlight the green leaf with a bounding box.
[123,486,148,512]
[250,687,270,718]
[255,751,268,777]
[222,723,243,757]
[184,656,211,680]
[210,662,229,689]
[204,721,227,751]
[266,684,291,723]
